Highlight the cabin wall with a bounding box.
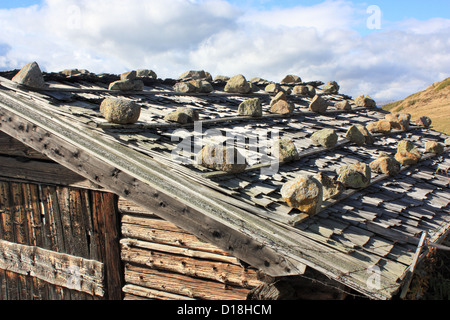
[119,199,264,300]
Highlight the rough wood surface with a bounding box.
[0,239,104,296]
[0,180,122,300]
[121,240,262,288]
[124,263,252,300]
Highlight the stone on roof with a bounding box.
[12,61,46,89]
[224,74,252,94]
[280,174,323,215]
[100,98,141,124]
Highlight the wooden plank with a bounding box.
[121,241,263,288]
[0,239,104,296]
[122,284,195,300]
[124,263,251,300]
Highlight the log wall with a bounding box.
[0,180,122,300]
[119,199,264,300]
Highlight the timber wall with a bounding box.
[119,199,264,300]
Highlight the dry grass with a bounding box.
[382,77,450,135]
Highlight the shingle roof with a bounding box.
[0,68,449,300]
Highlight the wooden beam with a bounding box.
[0,239,104,296]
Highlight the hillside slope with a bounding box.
[382,77,450,135]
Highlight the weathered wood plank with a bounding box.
[123,284,195,300]
[121,215,237,259]
[124,263,251,300]
[0,239,104,296]
[121,239,263,288]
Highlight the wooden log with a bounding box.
[0,239,104,296]
[120,241,263,288]
[124,263,251,300]
[123,284,195,300]
[121,215,237,259]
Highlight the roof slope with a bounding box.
[0,69,449,300]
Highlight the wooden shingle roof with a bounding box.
[0,69,449,300]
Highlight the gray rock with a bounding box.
[280,174,323,215]
[179,70,212,81]
[311,128,338,148]
[197,144,247,173]
[265,83,281,94]
[224,74,252,94]
[238,98,262,117]
[309,95,328,114]
[369,153,401,176]
[322,81,340,94]
[136,69,157,79]
[335,100,351,111]
[273,138,300,163]
[416,116,432,128]
[425,141,444,154]
[395,140,422,165]
[314,172,344,200]
[164,107,200,124]
[109,79,144,91]
[355,95,376,108]
[337,162,371,189]
[271,100,295,115]
[345,125,366,146]
[12,61,46,89]
[121,70,137,81]
[100,98,141,124]
[292,85,309,95]
[173,82,197,93]
[281,75,302,84]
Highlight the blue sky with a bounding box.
[0,0,449,101]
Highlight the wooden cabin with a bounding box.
[0,65,449,300]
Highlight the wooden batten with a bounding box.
[0,239,104,296]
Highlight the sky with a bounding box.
[0,0,449,102]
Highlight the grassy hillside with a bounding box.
[382,77,450,135]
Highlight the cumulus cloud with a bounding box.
[0,0,449,101]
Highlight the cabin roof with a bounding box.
[0,67,449,300]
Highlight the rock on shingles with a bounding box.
[12,61,46,89]
[271,100,295,115]
[395,140,422,165]
[345,125,366,146]
[173,82,197,93]
[224,74,252,94]
[273,138,300,163]
[337,162,371,189]
[281,174,323,215]
[334,100,351,111]
[164,107,200,124]
[179,70,212,82]
[197,144,247,173]
[100,98,141,124]
[366,120,392,134]
[369,152,401,176]
[322,81,340,94]
[314,172,344,201]
[309,95,328,114]
[311,128,338,148]
[292,85,309,95]
[385,113,411,131]
[136,69,157,79]
[281,74,302,84]
[425,141,444,154]
[416,116,432,128]
[355,95,376,108]
[238,98,263,117]
[109,79,144,91]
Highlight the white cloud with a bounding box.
[0,0,449,101]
